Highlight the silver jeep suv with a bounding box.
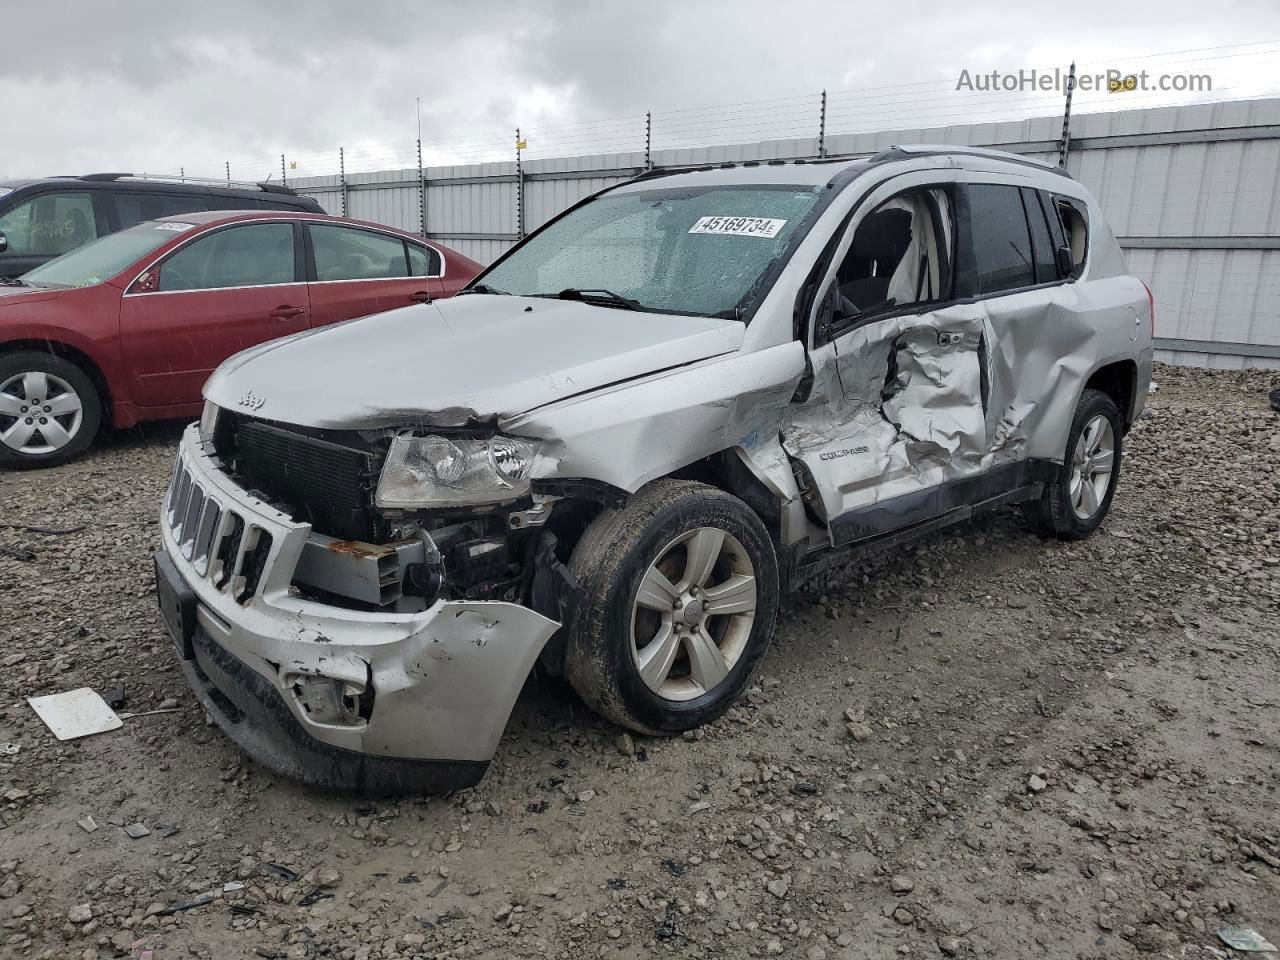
[154,145,1152,793]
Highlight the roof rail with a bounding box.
[868,145,1071,177]
[76,173,301,194]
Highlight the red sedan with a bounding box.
[0,211,481,466]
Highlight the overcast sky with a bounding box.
[5,0,1280,182]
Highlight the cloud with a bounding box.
[3,0,1279,181]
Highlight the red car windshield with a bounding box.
[21,221,196,289]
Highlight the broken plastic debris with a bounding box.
[1218,927,1278,952]
[125,822,152,839]
[27,688,122,740]
[77,815,99,833]
[0,742,18,755]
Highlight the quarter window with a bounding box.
[0,192,99,258]
[966,184,1035,295]
[1055,198,1088,272]
[407,242,441,277]
[311,225,410,281]
[158,223,296,291]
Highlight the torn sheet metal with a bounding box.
[782,302,992,525]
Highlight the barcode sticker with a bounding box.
[689,216,787,238]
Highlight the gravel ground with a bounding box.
[1,363,1277,960]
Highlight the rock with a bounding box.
[766,875,791,898]
[1027,774,1048,793]
[615,733,635,756]
[67,903,93,924]
[846,722,873,742]
[890,875,914,894]
[893,907,915,926]
[938,936,962,956]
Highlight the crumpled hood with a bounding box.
[204,294,745,429]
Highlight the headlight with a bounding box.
[198,401,220,442]
[375,434,540,509]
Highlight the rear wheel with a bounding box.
[0,352,101,468]
[565,480,779,735]
[1022,388,1122,539]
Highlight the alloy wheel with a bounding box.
[0,371,85,455]
[629,526,758,702]
[1069,414,1115,520]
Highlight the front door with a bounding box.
[120,221,309,408]
[782,181,993,546]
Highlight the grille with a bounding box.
[167,456,272,604]
[234,421,384,542]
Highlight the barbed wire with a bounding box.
[186,39,1280,184]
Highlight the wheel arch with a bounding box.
[1083,358,1137,429]
[0,338,116,426]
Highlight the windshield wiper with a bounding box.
[457,283,508,296]
[552,288,644,311]
[0,276,26,287]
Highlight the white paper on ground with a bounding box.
[27,688,122,740]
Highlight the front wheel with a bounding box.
[565,479,779,735]
[1022,387,1122,539]
[0,352,102,468]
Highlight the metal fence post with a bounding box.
[1058,61,1077,168]
[417,139,426,237]
[515,127,525,240]
[645,111,652,169]
[818,89,827,158]
[281,154,287,187]
[225,161,231,187]
[339,147,348,217]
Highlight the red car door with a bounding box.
[306,223,436,326]
[120,220,309,408]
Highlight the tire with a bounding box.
[565,479,779,735]
[0,351,102,469]
[1021,388,1122,540]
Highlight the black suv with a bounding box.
[0,174,322,277]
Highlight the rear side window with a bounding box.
[1020,187,1057,284]
[158,223,296,291]
[0,191,99,257]
[310,224,409,281]
[113,192,209,228]
[965,184,1035,295]
[407,242,441,277]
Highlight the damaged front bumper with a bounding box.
[156,425,559,794]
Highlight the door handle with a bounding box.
[270,305,305,320]
[409,290,432,304]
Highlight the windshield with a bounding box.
[478,185,824,317]
[21,221,194,289]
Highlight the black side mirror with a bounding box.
[0,231,8,254]
[1056,244,1074,278]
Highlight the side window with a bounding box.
[0,192,99,257]
[311,225,410,281]
[829,187,953,323]
[406,242,441,277]
[1054,198,1088,273]
[114,192,210,228]
[965,184,1035,295]
[158,223,296,292]
[1020,187,1057,284]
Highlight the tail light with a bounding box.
[1141,281,1155,337]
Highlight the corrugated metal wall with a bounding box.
[291,97,1280,368]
